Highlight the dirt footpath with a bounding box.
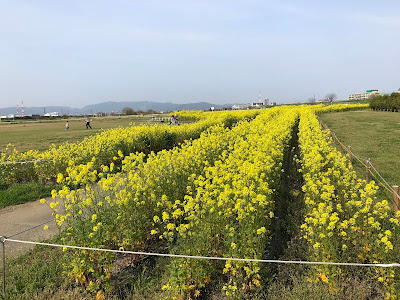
[0,197,59,259]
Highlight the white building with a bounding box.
[44,112,60,117]
[232,102,266,110]
[348,90,382,100]
[232,104,251,110]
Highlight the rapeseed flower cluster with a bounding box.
[297,109,400,295]
[41,104,386,298]
[164,107,298,297]
[47,110,261,295]
[0,110,260,185]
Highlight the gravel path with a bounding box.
[0,197,59,259]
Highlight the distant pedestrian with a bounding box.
[85,117,92,129]
[172,114,179,125]
[65,121,69,131]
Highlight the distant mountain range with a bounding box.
[0,101,237,116]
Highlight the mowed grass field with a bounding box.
[0,115,158,152]
[319,109,400,189]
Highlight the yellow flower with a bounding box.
[56,173,64,183]
[166,223,175,230]
[49,202,58,209]
[257,227,266,235]
[162,212,169,221]
[320,273,329,283]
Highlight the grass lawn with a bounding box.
[319,109,400,191]
[0,115,157,153]
[0,182,55,209]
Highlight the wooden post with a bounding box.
[366,160,371,184]
[393,186,399,214]
[348,146,352,165]
[339,139,342,154]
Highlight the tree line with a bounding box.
[370,92,400,111]
[121,107,158,115]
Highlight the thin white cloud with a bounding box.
[124,28,216,43]
[352,14,400,27]
[273,3,316,18]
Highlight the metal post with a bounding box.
[366,160,371,184]
[1,236,5,297]
[393,186,399,215]
[348,146,352,165]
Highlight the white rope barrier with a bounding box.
[3,238,400,268]
[0,159,50,165]
[329,128,399,199]
[369,162,400,198]
[334,135,369,162]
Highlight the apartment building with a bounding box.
[348,90,382,100]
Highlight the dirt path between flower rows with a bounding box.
[0,197,59,259]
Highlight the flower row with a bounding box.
[0,110,259,184]
[297,109,400,295]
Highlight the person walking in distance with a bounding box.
[85,117,92,129]
[172,114,179,125]
[65,120,69,131]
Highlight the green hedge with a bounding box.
[370,93,400,111]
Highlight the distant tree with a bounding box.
[308,95,316,105]
[325,93,337,105]
[122,107,136,115]
[146,109,157,114]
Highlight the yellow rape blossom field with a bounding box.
[5,103,400,299]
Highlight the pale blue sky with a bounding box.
[1,0,399,108]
